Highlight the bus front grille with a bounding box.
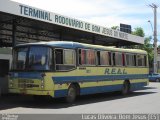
[18,79,39,88]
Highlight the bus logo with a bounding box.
[104,68,127,75]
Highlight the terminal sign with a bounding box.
[19,5,52,21]
[18,4,130,41]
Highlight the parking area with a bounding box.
[0,82,160,114]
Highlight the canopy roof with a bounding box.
[0,0,144,47]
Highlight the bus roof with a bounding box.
[16,41,147,54]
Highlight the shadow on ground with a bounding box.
[0,86,157,111]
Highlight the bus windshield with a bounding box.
[12,46,52,71]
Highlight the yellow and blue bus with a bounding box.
[9,41,149,102]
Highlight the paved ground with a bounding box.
[0,82,160,114]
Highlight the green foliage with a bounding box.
[143,37,153,67]
[111,26,119,30]
[132,27,145,37]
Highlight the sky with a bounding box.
[12,0,160,44]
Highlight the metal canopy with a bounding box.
[0,0,144,47]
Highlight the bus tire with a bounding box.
[122,81,130,95]
[66,84,77,103]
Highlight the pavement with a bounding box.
[0,82,160,114]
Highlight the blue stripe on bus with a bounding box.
[52,74,148,84]
[54,89,68,97]
[54,82,147,98]
[130,82,148,91]
[10,72,42,79]
[80,84,123,95]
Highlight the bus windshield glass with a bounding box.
[12,46,52,71]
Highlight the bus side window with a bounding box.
[98,51,110,66]
[79,49,81,65]
[114,52,123,66]
[122,53,125,66]
[137,54,146,67]
[55,49,76,71]
[125,53,137,67]
[97,51,100,65]
[55,49,63,64]
[144,55,147,67]
[134,55,137,66]
[108,52,112,65]
[112,53,115,66]
[79,49,87,65]
[87,49,96,65]
[79,49,96,66]
[81,49,86,65]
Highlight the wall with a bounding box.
[0,48,12,94]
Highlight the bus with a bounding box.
[9,41,149,102]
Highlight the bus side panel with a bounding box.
[80,84,123,95]
[52,67,148,98]
[54,83,123,98]
[130,79,148,91]
[53,78,148,98]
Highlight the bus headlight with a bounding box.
[9,80,13,87]
[41,79,45,88]
[41,80,44,84]
[10,83,13,87]
[41,85,44,88]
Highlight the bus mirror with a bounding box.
[41,56,46,65]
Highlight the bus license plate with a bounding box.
[20,89,26,94]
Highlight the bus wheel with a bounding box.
[122,81,130,95]
[156,78,160,82]
[66,85,77,103]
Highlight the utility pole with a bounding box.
[149,3,158,73]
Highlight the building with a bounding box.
[0,48,12,94]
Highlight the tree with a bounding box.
[111,26,119,30]
[143,36,153,67]
[132,27,145,37]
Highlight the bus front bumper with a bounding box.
[9,88,54,97]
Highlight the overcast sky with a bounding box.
[12,0,160,44]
